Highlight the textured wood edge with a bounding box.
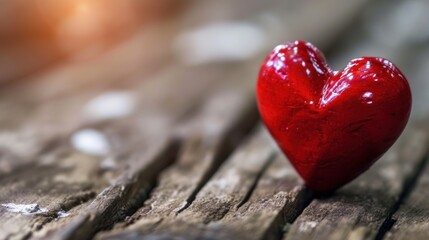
[383,122,429,240]
[39,137,180,240]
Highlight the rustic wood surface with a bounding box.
[0,0,428,240]
[384,125,429,240]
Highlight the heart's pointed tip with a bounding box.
[311,188,337,198]
[304,181,343,194]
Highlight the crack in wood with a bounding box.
[174,125,276,224]
[269,188,314,240]
[383,138,429,240]
[375,124,429,240]
[174,97,259,215]
[175,126,258,215]
[54,89,259,240]
[46,138,182,240]
[236,153,277,210]
[95,125,276,239]
[15,191,96,240]
[3,194,96,240]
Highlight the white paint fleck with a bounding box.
[150,200,158,210]
[292,185,304,192]
[84,91,135,120]
[100,157,117,170]
[57,210,70,218]
[299,221,318,232]
[213,169,241,190]
[70,129,110,156]
[173,201,188,213]
[1,203,48,215]
[380,167,397,180]
[270,168,295,178]
[174,22,266,65]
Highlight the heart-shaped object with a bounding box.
[257,41,412,192]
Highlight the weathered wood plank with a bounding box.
[383,124,429,240]
[97,127,310,240]
[33,86,258,240]
[19,66,242,240]
[212,154,311,240]
[0,147,101,240]
[95,126,273,239]
[174,127,274,225]
[283,122,429,240]
[93,91,257,239]
[0,62,243,239]
[40,137,180,240]
[0,61,232,173]
[385,170,429,240]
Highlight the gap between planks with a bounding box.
[384,145,429,240]
[375,127,429,239]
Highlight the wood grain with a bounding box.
[0,61,245,240]
[4,1,423,240]
[384,124,429,240]
[92,90,258,239]
[96,126,312,240]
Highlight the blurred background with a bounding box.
[0,0,428,168]
[0,1,428,236]
[0,0,427,118]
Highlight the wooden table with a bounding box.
[1,0,428,239]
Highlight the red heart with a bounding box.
[257,41,412,192]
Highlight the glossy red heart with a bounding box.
[257,41,412,192]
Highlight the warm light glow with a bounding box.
[32,0,140,58]
[76,2,90,13]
